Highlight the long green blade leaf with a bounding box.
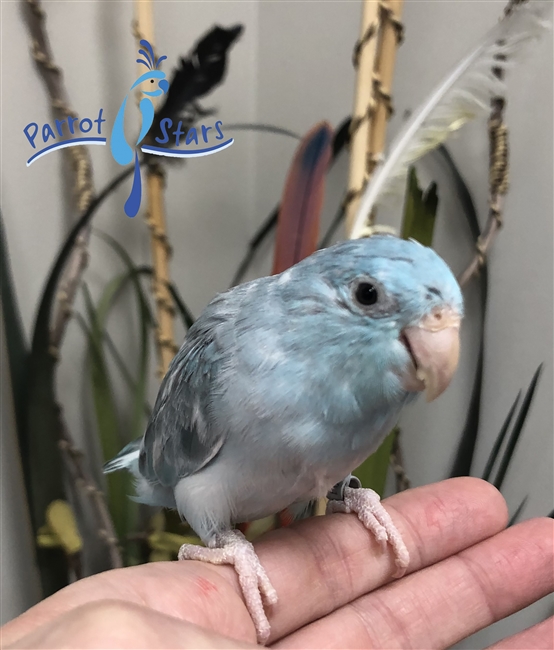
[437,145,489,479]
[508,496,528,527]
[0,211,29,473]
[482,391,521,482]
[80,286,132,546]
[493,364,543,491]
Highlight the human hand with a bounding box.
[2,478,552,649]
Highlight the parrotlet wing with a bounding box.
[139,291,235,487]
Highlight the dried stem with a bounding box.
[345,1,381,234]
[458,0,526,288]
[58,415,123,569]
[133,5,178,377]
[22,0,95,352]
[457,95,508,288]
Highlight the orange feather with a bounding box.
[272,121,333,274]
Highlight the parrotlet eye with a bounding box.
[355,282,378,306]
[350,276,396,317]
[150,79,155,83]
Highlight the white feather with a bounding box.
[103,448,140,473]
[350,3,551,240]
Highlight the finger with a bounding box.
[263,477,508,641]
[8,599,259,649]
[485,616,553,650]
[276,517,553,649]
[0,477,507,647]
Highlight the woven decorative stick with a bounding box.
[344,0,381,235]
[458,0,526,287]
[133,1,178,376]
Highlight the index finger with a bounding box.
[261,477,508,642]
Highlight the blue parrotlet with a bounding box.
[105,235,463,643]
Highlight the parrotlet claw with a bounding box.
[326,485,409,578]
[178,529,277,644]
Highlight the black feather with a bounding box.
[151,24,243,137]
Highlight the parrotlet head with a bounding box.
[277,235,463,403]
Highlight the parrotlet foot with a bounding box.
[326,485,409,578]
[178,529,278,644]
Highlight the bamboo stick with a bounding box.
[355,0,404,237]
[344,0,381,235]
[135,0,154,46]
[133,1,178,377]
[366,0,404,186]
[146,168,177,375]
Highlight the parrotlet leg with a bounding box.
[178,529,277,644]
[326,477,409,578]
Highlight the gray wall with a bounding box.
[1,1,552,645]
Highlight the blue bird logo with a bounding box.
[110,39,169,217]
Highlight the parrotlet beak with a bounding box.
[400,307,462,402]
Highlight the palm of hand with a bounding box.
[3,479,552,649]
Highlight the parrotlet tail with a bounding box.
[103,438,141,474]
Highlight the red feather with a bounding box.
[272,121,334,275]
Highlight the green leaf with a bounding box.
[79,286,133,547]
[88,234,195,564]
[482,391,521,482]
[437,145,488,479]
[102,328,151,419]
[0,214,68,592]
[92,232,155,441]
[401,167,438,246]
[167,282,195,329]
[80,259,156,564]
[353,429,396,496]
[493,364,543,491]
[0,211,29,479]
